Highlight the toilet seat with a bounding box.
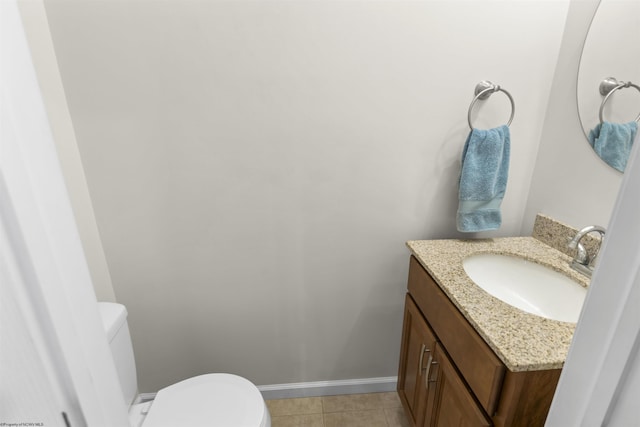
[141,373,269,427]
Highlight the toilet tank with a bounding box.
[98,302,138,406]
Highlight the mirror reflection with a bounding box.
[577,0,640,172]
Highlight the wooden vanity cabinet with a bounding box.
[399,296,490,427]
[398,256,561,427]
[398,294,436,426]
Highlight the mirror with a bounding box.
[577,0,640,172]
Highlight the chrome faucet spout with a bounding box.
[568,225,606,277]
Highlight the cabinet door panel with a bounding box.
[408,256,505,415]
[430,343,492,427]
[398,295,437,426]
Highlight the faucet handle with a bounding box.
[568,225,607,276]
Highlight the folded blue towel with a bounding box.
[457,125,510,232]
[588,121,638,172]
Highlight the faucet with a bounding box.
[567,225,606,277]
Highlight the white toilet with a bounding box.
[98,302,271,427]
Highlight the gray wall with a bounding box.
[42,0,570,392]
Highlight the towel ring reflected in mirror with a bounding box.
[467,81,515,130]
[598,77,640,124]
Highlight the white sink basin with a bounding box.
[462,253,587,323]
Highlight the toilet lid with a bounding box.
[142,373,268,427]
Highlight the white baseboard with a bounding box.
[136,376,398,402]
[257,376,398,400]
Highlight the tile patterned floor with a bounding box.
[266,392,410,427]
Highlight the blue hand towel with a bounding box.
[588,121,638,172]
[457,125,510,232]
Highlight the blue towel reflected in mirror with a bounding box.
[588,121,638,172]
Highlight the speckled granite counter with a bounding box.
[406,236,590,372]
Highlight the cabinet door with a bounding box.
[427,343,492,427]
[398,295,437,426]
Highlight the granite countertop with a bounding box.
[406,236,590,372]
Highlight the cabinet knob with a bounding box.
[424,354,435,389]
[418,344,430,373]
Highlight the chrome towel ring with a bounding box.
[467,81,515,130]
[598,77,640,124]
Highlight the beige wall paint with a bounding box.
[522,0,623,234]
[18,0,116,302]
[41,0,569,392]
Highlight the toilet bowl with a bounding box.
[98,302,270,427]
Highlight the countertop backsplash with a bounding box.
[532,213,602,258]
